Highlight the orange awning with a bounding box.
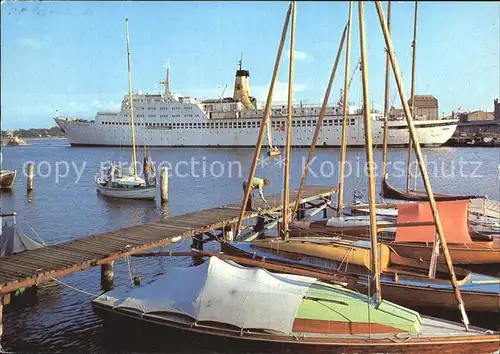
[395,200,472,244]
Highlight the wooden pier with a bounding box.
[0,186,336,296]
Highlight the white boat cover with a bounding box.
[93,256,316,334]
[326,215,394,228]
[0,220,44,257]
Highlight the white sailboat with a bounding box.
[95,19,157,200]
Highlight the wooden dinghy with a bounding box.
[301,200,500,264]
[222,240,500,313]
[0,169,17,190]
[93,256,499,353]
[381,174,483,202]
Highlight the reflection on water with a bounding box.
[1,139,499,352]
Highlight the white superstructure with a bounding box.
[55,65,457,148]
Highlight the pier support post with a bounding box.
[296,203,306,220]
[323,196,330,219]
[100,261,115,291]
[191,235,204,250]
[253,216,265,234]
[0,295,7,343]
[223,225,234,242]
[160,167,169,203]
[27,162,35,191]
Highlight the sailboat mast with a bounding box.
[381,1,392,179]
[358,1,382,304]
[235,3,292,236]
[125,18,138,178]
[405,1,418,192]
[282,0,296,240]
[374,1,470,330]
[292,24,347,218]
[336,1,353,217]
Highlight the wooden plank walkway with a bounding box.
[0,186,336,294]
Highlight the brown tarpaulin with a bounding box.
[395,200,472,244]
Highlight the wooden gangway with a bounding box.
[0,186,336,295]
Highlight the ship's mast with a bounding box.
[125,18,138,179]
[358,1,382,305]
[160,61,171,97]
[336,1,353,217]
[381,0,392,180]
[281,0,296,240]
[406,1,418,192]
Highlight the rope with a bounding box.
[48,276,102,298]
[125,255,134,285]
[22,220,47,246]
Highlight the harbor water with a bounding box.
[1,139,499,352]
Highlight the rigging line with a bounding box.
[22,220,47,246]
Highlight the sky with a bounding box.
[1,1,499,129]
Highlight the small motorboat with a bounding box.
[0,169,17,190]
[2,133,28,146]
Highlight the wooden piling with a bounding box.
[160,167,168,202]
[27,162,34,191]
[223,225,234,242]
[254,216,266,233]
[100,261,114,291]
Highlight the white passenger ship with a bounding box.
[55,65,457,148]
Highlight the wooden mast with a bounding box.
[125,18,138,179]
[235,3,292,236]
[381,1,392,179]
[292,25,348,218]
[374,1,470,330]
[358,1,382,304]
[336,1,353,217]
[282,1,296,240]
[405,1,419,192]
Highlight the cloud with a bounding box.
[19,37,45,50]
[252,81,307,103]
[286,49,312,62]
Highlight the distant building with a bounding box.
[457,99,498,123]
[408,95,438,120]
[455,99,500,135]
[387,95,439,120]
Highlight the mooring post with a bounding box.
[160,167,169,203]
[253,216,265,233]
[100,261,115,291]
[0,294,7,343]
[323,196,330,219]
[27,162,35,191]
[296,203,306,220]
[191,235,204,250]
[223,225,234,242]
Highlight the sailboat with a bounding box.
[0,152,16,190]
[93,4,499,351]
[95,19,157,200]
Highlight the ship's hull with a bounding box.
[55,118,457,147]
